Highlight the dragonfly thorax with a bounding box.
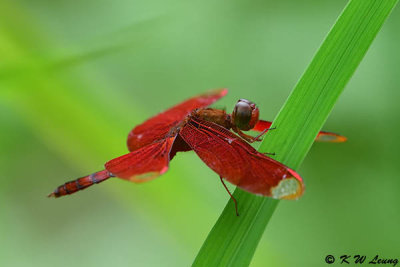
[193,108,232,129]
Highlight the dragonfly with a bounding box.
[48,89,346,215]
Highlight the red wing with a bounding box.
[252,120,273,132]
[106,137,175,183]
[127,89,228,152]
[253,119,347,143]
[179,118,304,199]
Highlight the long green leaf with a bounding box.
[193,0,398,266]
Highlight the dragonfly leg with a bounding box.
[234,127,276,143]
[254,127,276,141]
[263,152,276,156]
[220,176,239,216]
[233,127,259,143]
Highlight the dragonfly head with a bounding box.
[231,99,259,131]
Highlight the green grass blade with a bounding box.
[193,0,398,266]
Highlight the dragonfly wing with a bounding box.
[179,117,304,199]
[253,119,347,143]
[316,131,347,142]
[106,137,175,183]
[127,89,228,151]
[252,119,273,132]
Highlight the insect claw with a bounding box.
[263,152,276,156]
[253,126,276,142]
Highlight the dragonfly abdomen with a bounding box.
[48,170,112,198]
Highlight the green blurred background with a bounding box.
[1,0,399,266]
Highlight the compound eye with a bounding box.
[232,100,252,130]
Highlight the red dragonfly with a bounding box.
[49,89,346,214]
